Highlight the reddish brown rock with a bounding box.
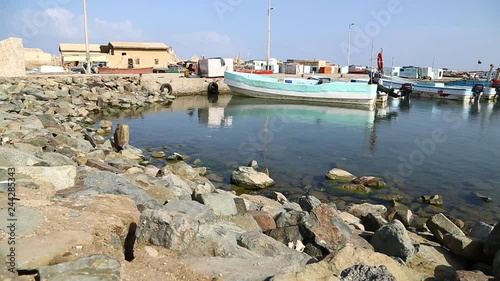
[453,270,492,281]
[248,210,276,232]
[304,204,351,252]
[86,158,123,173]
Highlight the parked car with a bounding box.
[26,68,40,74]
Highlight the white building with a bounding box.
[245,58,279,73]
[383,66,400,76]
[399,66,443,80]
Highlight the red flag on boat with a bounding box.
[377,49,384,72]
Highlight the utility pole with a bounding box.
[266,0,273,71]
[347,23,354,69]
[83,0,91,74]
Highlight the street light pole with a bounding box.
[83,0,91,74]
[347,23,354,70]
[266,0,273,71]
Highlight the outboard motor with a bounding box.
[472,84,484,101]
[400,83,413,99]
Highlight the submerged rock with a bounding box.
[421,194,444,205]
[352,176,386,188]
[340,184,371,194]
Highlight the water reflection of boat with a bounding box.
[224,97,376,127]
[168,95,233,111]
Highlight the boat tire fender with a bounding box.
[160,83,173,95]
[208,82,219,94]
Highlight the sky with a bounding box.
[1,0,499,70]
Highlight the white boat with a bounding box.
[224,71,378,109]
[372,74,474,101]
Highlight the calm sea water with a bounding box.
[99,95,500,225]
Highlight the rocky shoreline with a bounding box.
[0,76,499,281]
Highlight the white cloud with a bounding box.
[92,18,143,42]
[170,31,235,59]
[6,7,143,52]
[44,7,80,38]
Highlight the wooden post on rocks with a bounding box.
[113,124,129,151]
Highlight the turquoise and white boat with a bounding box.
[224,71,378,109]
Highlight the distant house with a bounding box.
[106,42,176,69]
[244,58,280,73]
[58,41,179,69]
[286,59,329,73]
[59,43,107,67]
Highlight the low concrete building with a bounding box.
[286,59,329,73]
[59,43,108,67]
[0,37,26,76]
[58,41,180,70]
[244,58,280,73]
[107,42,178,69]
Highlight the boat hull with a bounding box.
[378,79,474,101]
[224,71,377,109]
[483,88,497,100]
[234,69,274,75]
[98,67,153,74]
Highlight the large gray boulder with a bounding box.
[0,146,44,166]
[237,231,308,258]
[136,209,198,252]
[14,166,76,191]
[231,166,275,189]
[267,226,303,246]
[298,195,322,212]
[442,234,483,261]
[275,210,310,228]
[485,222,500,256]
[197,193,237,216]
[494,250,500,280]
[469,221,494,242]
[184,221,254,259]
[75,171,161,209]
[426,213,465,243]
[162,200,215,222]
[370,220,415,262]
[37,254,121,281]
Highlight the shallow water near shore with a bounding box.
[98,95,500,225]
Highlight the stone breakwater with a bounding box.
[0,76,499,281]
